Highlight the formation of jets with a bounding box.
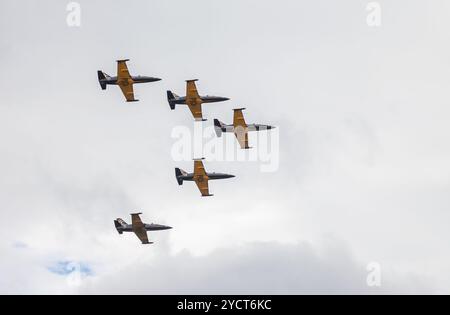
[97,59,275,244]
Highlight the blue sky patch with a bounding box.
[48,261,94,277]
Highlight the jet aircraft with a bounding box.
[175,159,235,197]
[98,59,161,102]
[167,79,229,121]
[114,213,171,244]
[214,108,275,149]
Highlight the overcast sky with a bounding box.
[1,0,450,294]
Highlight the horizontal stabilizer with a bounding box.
[167,90,177,110]
[97,71,107,90]
[214,119,226,137]
[175,168,186,185]
[114,220,124,234]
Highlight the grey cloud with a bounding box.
[81,240,433,295]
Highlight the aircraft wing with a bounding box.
[117,60,137,102]
[131,213,152,244]
[117,60,132,80]
[194,160,208,177]
[233,109,250,149]
[119,83,137,102]
[186,80,203,120]
[233,108,248,128]
[195,176,211,197]
[188,103,203,120]
[134,228,151,244]
[131,213,144,227]
[234,127,250,149]
[193,160,212,196]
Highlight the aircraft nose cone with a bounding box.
[213,96,229,102]
[152,224,172,230]
[142,76,161,82]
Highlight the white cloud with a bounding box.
[80,239,432,294]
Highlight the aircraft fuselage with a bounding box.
[224,123,275,132]
[117,223,172,233]
[102,76,161,85]
[172,95,230,105]
[179,172,235,181]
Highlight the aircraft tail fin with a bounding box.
[167,91,178,110]
[175,168,187,185]
[114,218,127,234]
[97,71,108,90]
[214,119,226,137]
